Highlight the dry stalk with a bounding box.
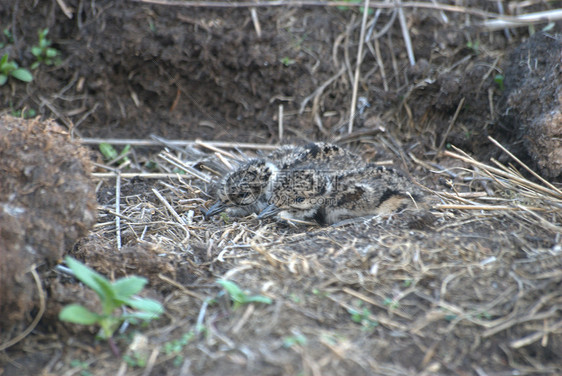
[348,0,371,134]
[81,137,281,150]
[116,173,122,249]
[0,267,45,351]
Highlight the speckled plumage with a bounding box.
[260,164,426,225]
[205,142,364,218]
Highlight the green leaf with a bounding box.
[30,62,40,70]
[65,256,107,297]
[99,142,118,160]
[31,46,42,57]
[3,61,17,72]
[11,68,33,82]
[0,74,7,86]
[217,279,245,302]
[242,295,273,304]
[37,29,49,45]
[283,334,307,348]
[46,48,59,58]
[92,274,117,308]
[0,53,8,66]
[125,297,164,315]
[59,304,101,325]
[123,310,160,322]
[217,279,272,306]
[494,74,505,91]
[120,144,131,156]
[112,276,147,297]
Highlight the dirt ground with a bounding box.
[1,0,562,375]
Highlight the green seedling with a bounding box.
[494,74,504,91]
[59,256,164,340]
[219,212,230,224]
[217,279,272,309]
[382,297,400,310]
[163,332,194,355]
[466,40,480,54]
[289,293,301,303]
[475,311,492,320]
[3,28,14,41]
[144,160,158,171]
[162,331,195,367]
[348,306,379,329]
[283,334,307,348]
[69,359,93,376]
[312,288,328,298]
[280,56,296,66]
[10,107,36,118]
[99,142,131,166]
[123,352,148,368]
[31,28,61,69]
[0,28,13,48]
[336,0,373,15]
[542,22,555,32]
[0,53,33,86]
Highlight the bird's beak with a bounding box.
[205,200,227,218]
[258,204,280,219]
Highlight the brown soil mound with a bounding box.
[0,115,97,334]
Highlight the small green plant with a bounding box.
[59,256,164,340]
[312,288,328,298]
[348,305,379,329]
[336,0,373,15]
[474,310,492,320]
[0,53,33,86]
[144,160,158,171]
[289,293,301,303]
[99,142,131,166]
[0,28,14,48]
[31,28,61,69]
[162,331,195,367]
[542,22,555,32]
[440,307,457,321]
[69,359,93,376]
[123,352,148,368]
[219,212,231,224]
[217,279,272,309]
[382,297,400,310]
[466,40,480,54]
[494,74,505,91]
[280,56,296,66]
[10,107,36,118]
[283,334,307,348]
[163,331,194,355]
[3,28,13,40]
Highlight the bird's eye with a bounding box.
[295,196,305,203]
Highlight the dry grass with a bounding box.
[5,1,561,375]
[72,133,562,375]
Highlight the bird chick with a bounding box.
[206,142,364,219]
[259,164,426,225]
[280,142,365,172]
